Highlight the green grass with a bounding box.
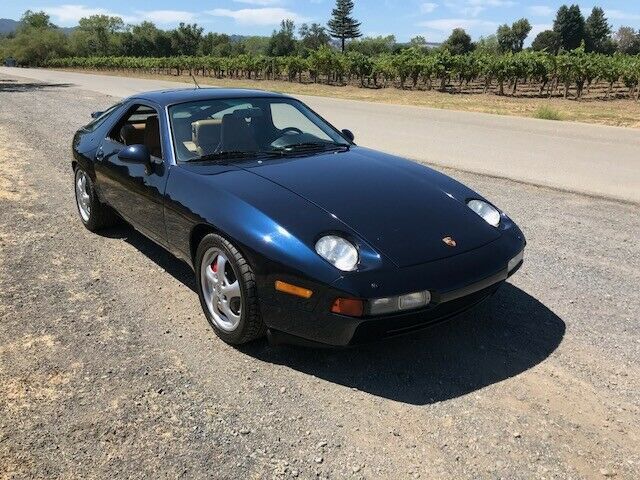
[533,105,563,121]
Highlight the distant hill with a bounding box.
[0,18,74,35]
[0,18,19,35]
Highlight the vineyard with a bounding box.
[46,47,640,101]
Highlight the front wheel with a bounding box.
[195,233,266,345]
[74,166,118,231]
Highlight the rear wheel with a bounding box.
[74,166,118,231]
[195,233,266,345]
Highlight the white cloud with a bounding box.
[234,0,285,5]
[605,10,640,21]
[528,5,554,17]
[135,10,199,24]
[207,8,308,25]
[418,17,498,32]
[529,23,552,38]
[420,2,438,14]
[40,4,200,25]
[41,4,126,23]
[444,0,515,17]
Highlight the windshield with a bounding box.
[168,97,350,162]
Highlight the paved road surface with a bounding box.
[1,74,639,478]
[1,66,638,204]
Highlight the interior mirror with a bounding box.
[341,129,355,142]
[91,111,104,119]
[118,144,151,166]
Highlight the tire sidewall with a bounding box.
[195,234,252,344]
[74,167,98,230]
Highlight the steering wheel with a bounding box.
[281,127,303,135]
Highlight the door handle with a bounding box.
[95,147,104,161]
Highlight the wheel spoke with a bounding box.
[222,280,240,299]
[220,301,241,322]
[205,265,217,284]
[215,255,227,280]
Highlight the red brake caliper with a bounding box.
[211,256,218,274]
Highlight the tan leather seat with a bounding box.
[144,116,162,158]
[191,119,222,155]
[119,123,145,146]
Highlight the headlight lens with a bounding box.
[467,199,501,227]
[315,235,359,271]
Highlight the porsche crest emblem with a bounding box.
[442,236,457,247]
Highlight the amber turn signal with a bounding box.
[331,297,364,317]
[275,280,313,299]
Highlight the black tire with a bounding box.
[195,233,266,345]
[73,166,119,232]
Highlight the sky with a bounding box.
[3,1,640,43]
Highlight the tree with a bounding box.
[327,0,362,52]
[553,5,585,51]
[299,23,330,51]
[615,27,640,55]
[241,36,269,55]
[444,28,473,55]
[531,30,561,54]
[199,32,234,56]
[585,7,612,53]
[511,18,532,52]
[170,23,203,56]
[496,19,530,53]
[19,10,55,30]
[347,35,395,56]
[69,15,124,56]
[475,35,500,55]
[267,19,297,57]
[1,10,70,65]
[121,22,172,57]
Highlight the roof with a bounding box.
[132,87,290,106]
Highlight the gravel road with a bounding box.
[0,76,639,479]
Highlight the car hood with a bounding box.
[242,147,501,267]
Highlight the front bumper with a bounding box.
[259,231,525,347]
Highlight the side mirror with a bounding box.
[118,144,151,166]
[341,129,355,143]
[91,111,104,119]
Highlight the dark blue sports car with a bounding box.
[72,88,525,347]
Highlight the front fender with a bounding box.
[164,166,389,288]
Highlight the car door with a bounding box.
[94,101,169,245]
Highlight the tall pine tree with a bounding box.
[327,0,362,52]
[585,7,612,53]
[553,4,585,51]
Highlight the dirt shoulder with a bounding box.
[1,77,639,479]
[57,67,640,129]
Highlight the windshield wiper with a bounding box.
[275,142,350,154]
[186,150,260,163]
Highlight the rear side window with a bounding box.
[83,102,122,132]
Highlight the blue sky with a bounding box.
[4,1,640,42]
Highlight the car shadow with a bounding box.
[243,284,565,405]
[100,223,564,405]
[0,78,73,92]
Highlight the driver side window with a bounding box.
[108,104,163,159]
[270,103,331,141]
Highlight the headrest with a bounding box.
[192,119,222,141]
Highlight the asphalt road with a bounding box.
[1,75,639,479]
[1,66,639,205]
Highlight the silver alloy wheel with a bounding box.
[75,170,91,222]
[200,248,242,332]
